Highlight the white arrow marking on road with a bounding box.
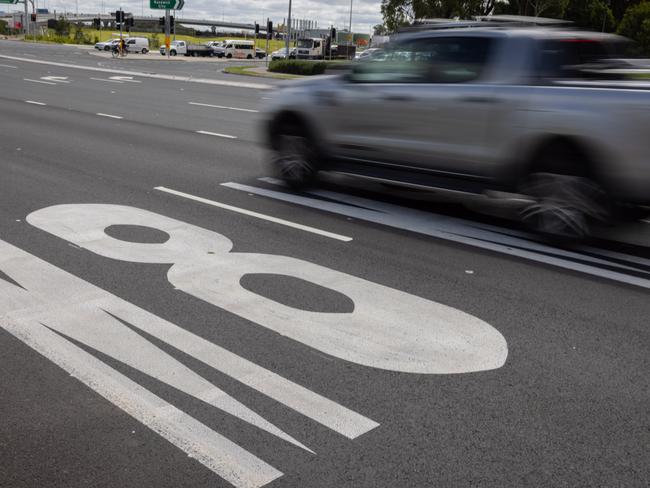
[41,76,70,83]
[109,75,142,83]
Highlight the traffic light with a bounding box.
[159,17,165,26]
[93,18,101,29]
[115,10,124,23]
[267,20,273,39]
[127,17,134,28]
[30,13,37,22]
[169,16,174,30]
[330,27,336,40]
[255,23,259,36]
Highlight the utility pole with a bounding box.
[23,0,28,38]
[165,8,170,59]
[285,0,292,59]
[348,0,353,46]
[173,9,176,41]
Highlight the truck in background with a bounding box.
[160,40,213,57]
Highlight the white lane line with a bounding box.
[224,180,650,289]
[196,130,237,139]
[96,113,123,119]
[23,78,56,85]
[1,54,271,90]
[25,100,47,106]
[90,77,123,83]
[0,64,17,69]
[189,102,259,113]
[154,186,353,242]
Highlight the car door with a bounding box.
[327,35,497,176]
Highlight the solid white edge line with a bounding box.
[154,186,353,242]
[189,102,259,113]
[23,78,56,85]
[25,100,46,105]
[1,54,271,90]
[96,113,123,119]
[196,130,237,139]
[90,77,124,83]
[0,64,17,68]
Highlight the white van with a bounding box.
[223,40,255,59]
[125,37,150,54]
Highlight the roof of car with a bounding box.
[394,26,627,43]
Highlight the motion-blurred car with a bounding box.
[354,48,384,61]
[271,47,296,60]
[262,26,650,238]
[256,48,267,59]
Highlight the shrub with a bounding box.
[269,60,327,76]
[618,2,650,56]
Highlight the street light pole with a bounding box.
[348,0,353,44]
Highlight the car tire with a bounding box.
[518,146,610,239]
[247,54,253,59]
[142,48,148,54]
[170,50,177,56]
[272,123,319,189]
[226,53,232,59]
[104,46,110,51]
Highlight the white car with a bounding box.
[94,39,121,51]
[125,37,149,54]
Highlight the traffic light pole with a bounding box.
[165,9,171,59]
[285,0,292,60]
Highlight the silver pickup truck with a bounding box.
[262,27,650,237]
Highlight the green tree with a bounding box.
[373,23,389,35]
[564,0,615,31]
[618,1,650,54]
[53,16,70,36]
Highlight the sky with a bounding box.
[4,1,383,33]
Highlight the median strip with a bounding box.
[196,130,237,139]
[189,102,259,113]
[154,186,353,242]
[96,113,123,119]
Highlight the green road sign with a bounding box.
[0,0,21,4]
[150,0,184,9]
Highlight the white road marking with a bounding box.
[196,130,237,139]
[0,64,17,68]
[25,100,46,106]
[29,204,507,374]
[96,113,123,119]
[90,77,123,83]
[154,186,352,242]
[189,102,259,113]
[0,54,271,90]
[223,179,650,290]
[109,75,142,83]
[0,238,283,488]
[24,78,56,85]
[41,76,69,83]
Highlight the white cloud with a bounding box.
[25,0,382,33]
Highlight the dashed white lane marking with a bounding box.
[189,102,259,113]
[90,77,124,83]
[109,76,142,83]
[24,78,56,85]
[196,130,237,139]
[0,54,271,90]
[96,113,123,119]
[154,186,353,242]
[25,100,46,106]
[0,64,17,69]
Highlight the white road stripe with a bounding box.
[154,186,353,242]
[196,130,238,139]
[224,180,650,289]
[96,113,123,119]
[189,102,259,113]
[25,100,46,106]
[0,64,17,68]
[23,78,56,85]
[1,54,271,90]
[90,77,124,83]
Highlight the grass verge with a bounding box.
[223,65,300,79]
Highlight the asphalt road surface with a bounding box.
[0,41,648,488]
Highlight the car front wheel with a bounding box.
[272,125,319,189]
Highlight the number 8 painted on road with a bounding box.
[27,204,508,374]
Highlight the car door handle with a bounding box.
[457,96,498,104]
[381,94,414,102]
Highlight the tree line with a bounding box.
[376,0,650,55]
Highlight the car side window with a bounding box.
[350,36,493,84]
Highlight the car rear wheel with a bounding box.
[247,54,253,59]
[226,53,232,59]
[272,126,318,189]
[170,50,177,56]
[141,48,148,54]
